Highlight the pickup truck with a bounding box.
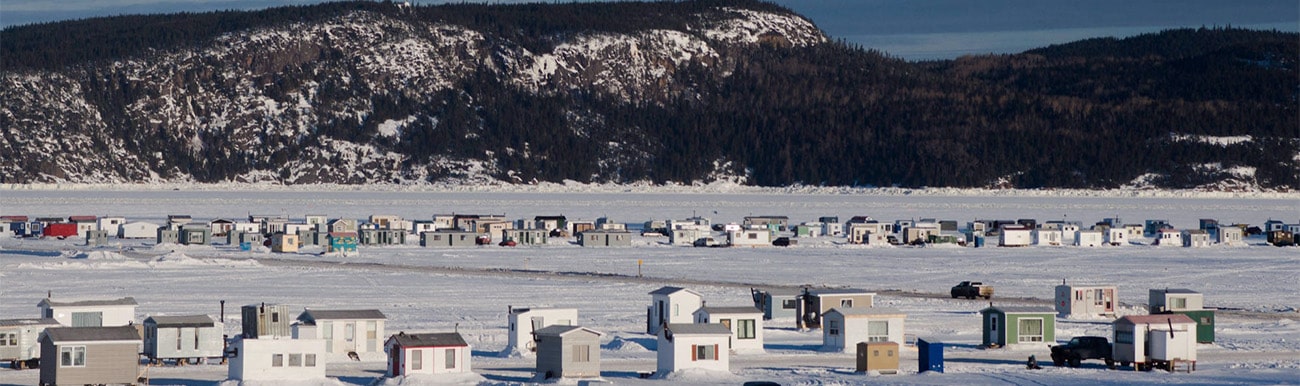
[1050,336,1114,368]
[950,281,993,299]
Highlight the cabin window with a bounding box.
[0,333,14,346]
[367,321,378,352]
[573,344,591,362]
[60,346,86,367]
[738,319,756,339]
[828,320,840,335]
[991,316,998,331]
[306,353,316,368]
[1018,318,1044,342]
[868,321,890,342]
[445,348,457,369]
[1170,297,1187,309]
[693,344,717,361]
[345,323,355,342]
[748,233,758,239]
[272,354,284,367]
[412,349,423,370]
[782,299,797,309]
[195,330,200,349]
[719,319,732,330]
[841,299,854,308]
[289,353,303,367]
[271,312,280,323]
[673,304,679,316]
[1115,330,1134,344]
[177,329,183,350]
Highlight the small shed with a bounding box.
[226,336,326,382]
[578,229,633,247]
[505,307,578,356]
[142,315,224,364]
[0,318,60,369]
[1182,229,1211,247]
[84,230,109,246]
[743,216,789,231]
[1112,314,1197,369]
[1216,226,1243,245]
[1034,228,1064,246]
[534,325,602,380]
[1150,289,1214,343]
[360,228,407,245]
[420,230,479,247]
[327,232,358,253]
[1103,228,1127,246]
[980,306,1056,348]
[97,217,126,236]
[1153,229,1183,246]
[503,228,548,246]
[39,326,141,386]
[38,297,137,327]
[657,323,731,375]
[670,227,712,246]
[242,303,292,339]
[157,228,180,244]
[727,229,771,247]
[1055,283,1117,318]
[179,225,211,245]
[384,332,471,377]
[647,287,703,334]
[294,309,387,356]
[271,233,299,253]
[750,288,800,322]
[998,225,1032,247]
[796,288,875,330]
[694,306,764,353]
[822,308,905,353]
[856,341,899,374]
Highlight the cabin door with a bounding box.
[345,322,357,352]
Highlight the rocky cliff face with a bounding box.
[1,3,823,184]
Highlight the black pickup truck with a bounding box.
[1050,336,1114,368]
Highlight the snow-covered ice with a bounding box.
[0,187,1297,385]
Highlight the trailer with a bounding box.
[0,318,60,369]
[1112,314,1198,372]
[43,223,79,239]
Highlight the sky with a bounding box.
[1,0,1297,60]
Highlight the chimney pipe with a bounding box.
[220,300,226,323]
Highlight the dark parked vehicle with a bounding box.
[772,237,795,247]
[1051,336,1114,368]
[950,281,993,299]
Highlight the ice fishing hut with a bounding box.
[822,308,905,353]
[384,332,471,377]
[796,288,875,330]
[980,306,1056,349]
[656,323,731,374]
[38,297,138,327]
[856,341,900,374]
[647,287,703,335]
[227,336,326,381]
[1112,314,1198,371]
[1055,282,1117,318]
[242,303,292,338]
[143,315,225,364]
[39,326,141,386]
[505,306,578,356]
[751,288,800,322]
[1149,289,1214,343]
[534,326,602,380]
[293,309,387,356]
[0,318,60,369]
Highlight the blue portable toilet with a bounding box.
[239,242,252,251]
[973,236,985,248]
[918,338,944,373]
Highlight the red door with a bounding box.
[391,350,401,376]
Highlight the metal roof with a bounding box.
[388,332,467,348]
[43,326,140,343]
[827,307,906,317]
[649,286,700,296]
[1115,314,1197,325]
[1152,288,1200,294]
[663,323,731,335]
[0,318,60,327]
[806,288,874,296]
[144,315,216,328]
[534,325,603,337]
[299,309,386,323]
[698,306,762,315]
[982,306,1055,314]
[38,297,137,307]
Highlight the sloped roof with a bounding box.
[982,306,1055,314]
[43,326,140,343]
[299,309,386,323]
[144,315,215,328]
[388,332,467,348]
[1152,288,1200,295]
[806,288,874,296]
[534,325,603,337]
[827,307,906,318]
[0,318,60,327]
[664,323,731,336]
[698,306,761,315]
[1115,314,1196,325]
[38,297,137,308]
[649,286,700,296]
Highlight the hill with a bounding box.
[1,0,1295,190]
